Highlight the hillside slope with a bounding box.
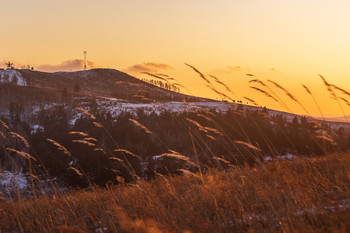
[18,68,202,102]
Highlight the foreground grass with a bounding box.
[1,154,350,233]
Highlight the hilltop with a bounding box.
[15,68,203,102]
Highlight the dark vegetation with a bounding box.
[1,92,349,188]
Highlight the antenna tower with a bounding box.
[83,51,87,71]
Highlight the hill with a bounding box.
[17,68,203,102]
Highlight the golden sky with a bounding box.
[1,0,350,117]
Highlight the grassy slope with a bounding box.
[1,153,350,233]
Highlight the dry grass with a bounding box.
[1,153,350,233]
[129,118,152,134]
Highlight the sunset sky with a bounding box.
[1,0,350,117]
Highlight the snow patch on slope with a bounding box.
[95,98,236,117]
[0,69,27,86]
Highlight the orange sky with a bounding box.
[1,0,350,117]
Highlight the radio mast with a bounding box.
[83,51,87,71]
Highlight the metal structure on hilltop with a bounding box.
[83,51,87,71]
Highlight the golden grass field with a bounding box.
[1,152,349,233]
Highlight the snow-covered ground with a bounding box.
[95,98,238,117]
[264,153,296,161]
[0,170,69,200]
[65,99,238,126]
[0,170,30,200]
[0,170,28,191]
[31,124,44,134]
[0,69,27,86]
